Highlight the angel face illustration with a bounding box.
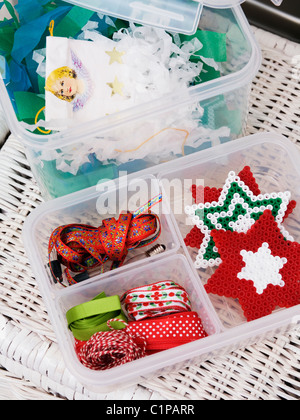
[45,67,79,102]
[45,51,92,112]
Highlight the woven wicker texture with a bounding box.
[0,27,299,400]
[0,104,9,149]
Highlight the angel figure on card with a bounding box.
[45,50,93,112]
[43,31,207,133]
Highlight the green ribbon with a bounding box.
[179,30,227,63]
[66,292,127,341]
[53,6,95,38]
[0,25,16,56]
[14,91,45,121]
[3,0,20,29]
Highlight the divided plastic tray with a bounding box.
[23,133,300,392]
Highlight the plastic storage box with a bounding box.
[0,1,261,200]
[23,133,300,392]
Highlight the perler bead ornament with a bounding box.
[185,170,294,269]
[191,166,261,205]
[205,210,300,322]
[184,166,296,251]
[185,166,261,250]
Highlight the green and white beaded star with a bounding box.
[185,171,294,269]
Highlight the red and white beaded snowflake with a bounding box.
[205,210,300,321]
[184,166,263,250]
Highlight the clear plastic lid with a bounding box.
[62,0,202,35]
[205,0,282,7]
[204,0,245,8]
[63,0,282,35]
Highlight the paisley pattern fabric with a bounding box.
[49,211,161,285]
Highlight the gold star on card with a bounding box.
[107,76,124,97]
[105,47,125,65]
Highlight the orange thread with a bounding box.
[114,127,190,156]
[35,106,51,135]
[49,20,55,37]
[33,20,55,135]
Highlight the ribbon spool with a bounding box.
[66,292,127,341]
[121,280,192,321]
[126,312,208,354]
[75,312,208,369]
[49,210,161,286]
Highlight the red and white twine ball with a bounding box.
[75,320,146,371]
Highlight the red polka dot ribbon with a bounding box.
[126,312,208,354]
[75,312,208,369]
[49,211,161,286]
[121,281,192,321]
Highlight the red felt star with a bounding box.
[205,210,300,322]
[184,166,296,249]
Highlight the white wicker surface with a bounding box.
[0,103,9,149]
[0,27,299,400]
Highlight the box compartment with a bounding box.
[23,174,220,391]
[23,133,300,391]
[53,253,221,390]
[158,133,300,328]
[24,175,181,291]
